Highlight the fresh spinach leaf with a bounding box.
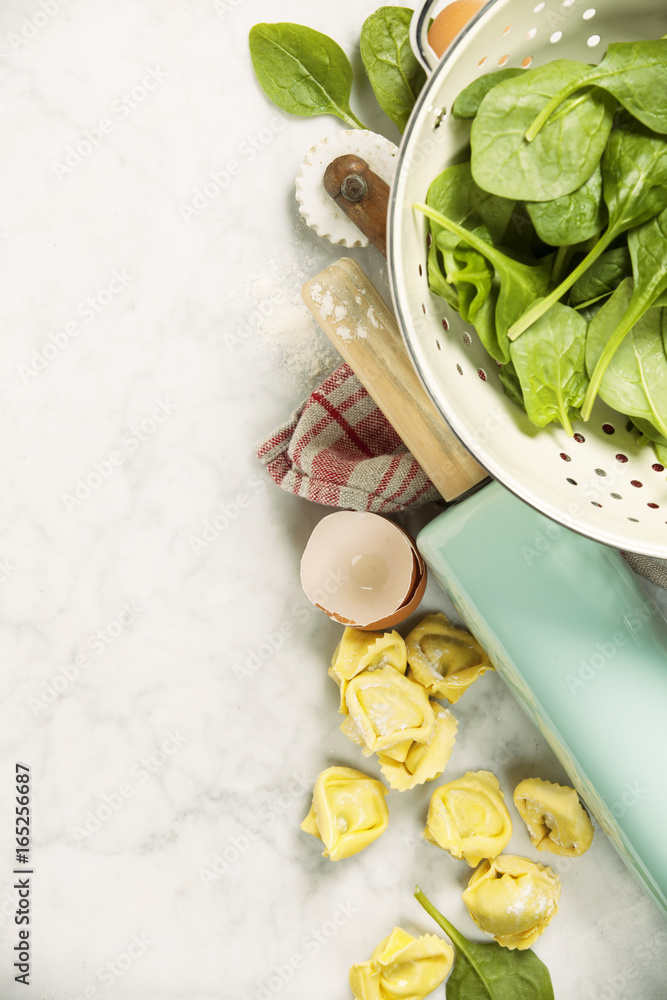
[360,7,425,132]
[427,162,515,248]
[248,23,366,128]
[415,887,555,1000]
[498,359,526,411]
[586,280,667,437]
[443,242,494,324]
[525,165,607,246]
[570,246,631,306]
[527,40,667,141]
[452,68,525,119]
[417,202,553,362]
[581,209,667,418]
[470,60,615,201]
[509,119,667,340]
[509,302,589,434]
[428,239,460,310]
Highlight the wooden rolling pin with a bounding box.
[302,257,487,502]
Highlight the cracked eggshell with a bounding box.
[300,511,426,630]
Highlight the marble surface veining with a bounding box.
[0,1,665,998]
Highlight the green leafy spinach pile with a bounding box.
[416,40,667,461]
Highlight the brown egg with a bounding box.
[427,0,485,58]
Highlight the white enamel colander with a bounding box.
[388,0,667,557]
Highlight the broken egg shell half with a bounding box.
[300,511,427,630]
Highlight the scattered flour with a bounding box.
[243,258,339,387]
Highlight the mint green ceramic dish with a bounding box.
[418,481,667,918]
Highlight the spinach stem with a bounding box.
[414,203,508,274]
[507,227,617,340]
[551,245,571,285]
[581,289,667,428]
[414,887,470,957]
[525,76,598,141]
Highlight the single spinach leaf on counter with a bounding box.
[415,887,555,1000]
[248,23,366,128]
[470,60,615,201]
[510,302,589,435]
[360,7,425,132]
[582,208,667,418]
[509,119,667,340]
[416,202,552,363]
[452,67,525,119]
[586,280,667,437]
[570,246,631,306]
[525,165,607,246]
[527,39,667,141]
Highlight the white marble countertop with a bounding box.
[1,1,666,997]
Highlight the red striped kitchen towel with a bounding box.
[256,363,667,589]
[255,363,440,513]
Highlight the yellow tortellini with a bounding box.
[340,666,435,758]
[423,770,512,866]
[300,766,388,861]
[329,628,407,712]
[514,778,594,857]
[462,855,561,950]
[349,926,454,1000]
[406,613,493,703]
[378,703,458,791]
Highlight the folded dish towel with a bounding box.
[256,363,667,590]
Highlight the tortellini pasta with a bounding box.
[340,666,435,757]
[514,778,594,857]
[423,770,512,866]
[378,703,458,791]
[349,926,454,1000]
[300,766,388,861]
[329,628,407,712]
[406,613,492,703]
[462,855,560,950]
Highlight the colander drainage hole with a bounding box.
[616,453,628,463]
[631,480,643,488]
[422,303,427,314]
[628,517,639,523]
[456,364,463,375]
[442,318,449,331]
[595,468,606,477]
[648,503,659,509]
[652,463,665,473]
[478,369,487,381]
[602,423,615,434]
[574,433,585,443]
[566,478,577,486]
[498,54,509,66]
[591,502,602,507]
[587,34,601,47]
[560,453,571,462]
[550,30,563,42]
[418,264,423,276]
[526,27,537,39]
[533,1,545,12]
[436,340,441,351]
[583,7,597,19]
[462,332,472,346]
[522,56,533,67]
[610,493,622,500]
